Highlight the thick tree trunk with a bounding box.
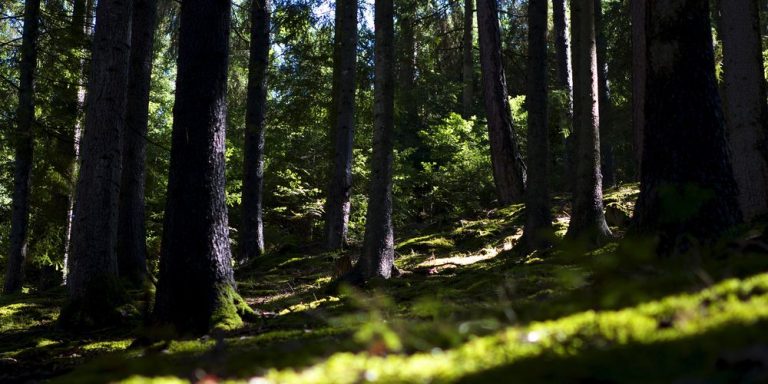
[565,0,612,246]
[4,0,41,295]
[153,0,252,335]
[720,0,768,221]
[354,0,396,281]
[477,0,527,205]
[325,0,357,251]
[117,0,157,286]
[595,0,615,188]
[522,0,552,251]
[633,0,742,251]
[241,0,271,261]
[631,0,645,174]
[462,0,475,118]
[63,0,133,328]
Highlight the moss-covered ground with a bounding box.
[3,184,768,383]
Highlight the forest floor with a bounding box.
[3,184,768,383]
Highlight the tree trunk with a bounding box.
[462,0,475,118]
[565,0,612,247]
[62,0,133,328]
[631,0,645,174]
[241,0,271,261]
[4,0,41,295]
[354,0,396,282]
[117,0,157,286]
[595,0,615,188]
[477,0,527,205]
[720,0,768,221]
[553,0,573,103]
[325,0,357,252]
[633,0,742,252]
[522,0,552,251]
[396,2,419,153]
[153,0,252,335]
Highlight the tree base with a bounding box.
[59,277,133,331]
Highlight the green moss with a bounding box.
[211,284,255,332]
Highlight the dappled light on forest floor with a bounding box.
[2,185,768,383]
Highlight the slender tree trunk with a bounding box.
[4,0,41,295]
[595,0,615,188]
[565,0,612,246]
[477,0,527,204]
[325,0,357,252]
[354,0,396,282]
[62,0,133,328]
[720,0,768,221]
[153,0,252,335]
[631,0,645,174]
[117,0,157,286]
[633,0,742,252]
[553,0,573,106]
[523,0,552,251]
[396,2,419,152]
[241,0,271,261]
[462,0,475,118]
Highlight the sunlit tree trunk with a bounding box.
[241,0,271,262]
[477,0,527,204]
[354,0,396,281]
[4,0,41,295]
[565,0,612,247]
[595,0,615,188]
[462,0,475,118]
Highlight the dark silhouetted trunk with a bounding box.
[595,0,615,188]
[462,0,474,118]
[117,0,157,286]
[153,0,252,335]
[4,0,40,295]
[565,0,612,246]
[522,0,552,251]
[631,0,645,173]
[354,0,396,281]
[241,0,271,261]
[633,0,742,251]
[477,0,527,205]
[63,0,133,328]
[325,0,357,252]
[720,0,768,221]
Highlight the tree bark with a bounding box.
[153,0,252,335]
[325,0,357,251]
[553,0,573,103]
[565,0,612,246]
[631,0,645,174]
[522,0,552,251]
[117,0,157,286]
[4,0,41,295]
[62,0,133,329]
[241,0,271,261]
[462,0,475,119]
[595,0,615,188]
[477,0,527,205]
[354,0,396,281]
[396,1,419,153]
[720,0,768,221]
[633,0,742,252]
